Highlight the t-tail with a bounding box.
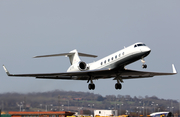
[33,49,97,65]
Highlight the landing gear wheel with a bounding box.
[88,84,91,90]
[88,83,95,90]
[115,83,122,90]
[142,64,147,69]
[92,83,95,90]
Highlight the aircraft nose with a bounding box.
[146,47,151,53]
[142,46,151,52]
[141,47,151,55]
[146,48,151,55]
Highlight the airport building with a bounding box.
[94,110,118,116]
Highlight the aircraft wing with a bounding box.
[3,65,116,80]
[118,65,177,79]
[3,64,177,80]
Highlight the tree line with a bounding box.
[0,90,179,116]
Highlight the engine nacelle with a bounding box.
[67,61,89,72]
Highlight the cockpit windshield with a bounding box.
[137,44,146,46]
[134,43,146,48]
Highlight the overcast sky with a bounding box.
[0,1,180,100]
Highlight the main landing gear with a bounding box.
[87,76,95,90]
[115,76,123,90]
[87,75,123,90]
[115,83,122,90]
[88,83,95,90]
[141,58,147,69]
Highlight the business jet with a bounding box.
[3,42,177,90]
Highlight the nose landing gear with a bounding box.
[142,64,147,69]
[141,58,147,69]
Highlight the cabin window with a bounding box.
[119,54,121,57]
[134,45,137,48]
[122,52,124,55]
[108,59,110,62]
[111,57,113,60]
[101,62,103,65]
[115,55,117,59]
[104,60,106,64]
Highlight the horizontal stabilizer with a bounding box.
[34,53,73,58]
[34,51,97,58]
[78,52,97,58]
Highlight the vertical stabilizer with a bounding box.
[68,49,81,65]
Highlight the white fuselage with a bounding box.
[67,42,151,72]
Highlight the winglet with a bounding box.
[3,65,11,76]
[172,64,177,74]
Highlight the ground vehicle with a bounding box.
[150,112,173,117]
